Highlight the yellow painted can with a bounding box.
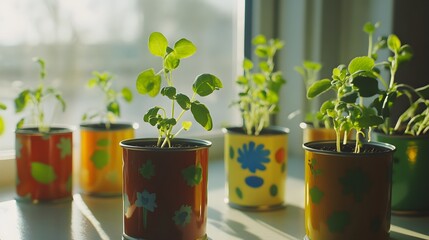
[80,123,134,196]
[223,127,289,210]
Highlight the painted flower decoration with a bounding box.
[136,190,157,212]
[139,160,155,180]
[172,205,192,227]
[56,137,72,159]
[237,141,270,173]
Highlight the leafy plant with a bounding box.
[136,32,223,148]
[235,35,286,135]
[307,57,383,153]
[82,71,133,128]
[307,21,427,153]
[14,58,66,133]
[295,61,330,128]
[0,102,6,135]
[363,22,428,136]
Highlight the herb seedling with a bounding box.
[82,71,133,129]
[14,58,66,133]
[0,102,6,135]
[136,32,223,148]
[295,61,329,128]
[363,22,428,135]
[307,56,383,153]
[235,35,286,135]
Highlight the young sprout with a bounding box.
[14,58,66,133]
[295,61,327,128]
[82,71,133,129]
[136,32,223,148]
[235,35,286,135]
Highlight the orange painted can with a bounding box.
[80,123,134,196]
[15,127,73,203]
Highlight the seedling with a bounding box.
[295,61,329,128]
[234,35,286,135]
[82,71,133,128]
[363,22,428,135]
[136,32,223,148]
[14,58,66,133]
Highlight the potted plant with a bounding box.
[303,53,396,238]
[224,35,289,210]
[0,102,6,136]
[120,32,222,240]
[80,71,134,196]
[14,57,72,203]
[361,22,429,215]
[295,61,339,143]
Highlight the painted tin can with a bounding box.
[120,138,210,240]
[373,132,429,215]
[303,141,395,240]
[80,123,134,196]
[15,127,73,203]
[223,126,289,211]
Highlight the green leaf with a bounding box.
[16,118,25,129]
[136,69,162,97]
[348,56,374,74]
[87,78,98,88]
[174,38,197,59]
[0,102,5,110]
[191,101,212,131]
[259,62,270,72]
[320,100,335,113]
[121,87,133,102]
[161,86,176,99]
[341,92,358,103]
[182,121,192,130]
[363,22,376,34]
[164,52,180,70]
[14,90,30,113]
[176,94,191,110]
[192,74,223,97]
[148,32,168,57]
[91,150,110,169]
[255,45,268,58]
[303,61,322,71]
[307,79,331,99]
[253,73,265,85]
[107,101,120,116]
[353,76,379,97]
[143,107,161,123]
[252,35,266,45]
[31,162,57,184]
[387,34,401,52]
[243,58,253,70]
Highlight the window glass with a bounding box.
[0,0,241,151]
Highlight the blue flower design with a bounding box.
[172,205,192,227]
[136,190,157,212]
[237,141,270,173]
